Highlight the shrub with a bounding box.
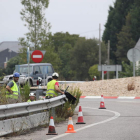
[55,87,82,122]
[127,82,135,91]
[20,83,30,102]
[0,85,7,105]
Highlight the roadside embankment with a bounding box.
[61,77,140,97]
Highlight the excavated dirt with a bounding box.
[61,77,140,97]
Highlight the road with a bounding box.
[5,98,140,140]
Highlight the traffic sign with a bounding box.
[104,71,107,74]
[98,65,122,79]
[135,38,140,50]
[31,50,43,63]
[127,48,140,62]
[98,65,122,71]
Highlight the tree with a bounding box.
[119,61,133,77]
[18,0,61,71]
[103,0,135,64]
[5,56,21,74]
[58,43,73,80]
[41,45,62,72]
[51,32,79,52]
[129,0,140,42]
[88,64,100,80]
[70,38,107,80]
[116,13,136,64]
[50,32,81,80]
[19,0,51,49]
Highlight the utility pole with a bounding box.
[107,40,110,79]
[99,24,101,66]
[99,24,101,79]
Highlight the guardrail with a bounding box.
[0,81,85,87]
[30,81,85,97]
[0,81,4,87]
[0,81,4,84]
[0,95,66,137]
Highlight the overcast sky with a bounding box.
[0,0,115,42]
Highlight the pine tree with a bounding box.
[116,13,135,64]
[103,0,135,64]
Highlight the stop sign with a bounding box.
[31,50,43,63]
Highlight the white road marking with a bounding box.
[47,107,120,140]
[118,97,134,99]
[33,55,42,58]
[116,101,140,103]
[85,96,100,98]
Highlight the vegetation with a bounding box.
[88,64,100,80]
[20,83,30,102]
[2,0,140,81]
[0,85,7,105]
[55,87,82,122]
[102,0,135,64]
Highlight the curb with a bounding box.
[80,96,140,99]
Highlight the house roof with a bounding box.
[0,41,23,53]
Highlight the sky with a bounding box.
[0,0,115,42]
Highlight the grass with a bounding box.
[0,85,7,105]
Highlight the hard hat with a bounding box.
[13,72,20,78]
[52,72,59,78]
[29,93,35,96]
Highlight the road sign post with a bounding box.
[98,65,122,79]
[133,49,135,77]
[27,47,30,86]
[102,65,104,80]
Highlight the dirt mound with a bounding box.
[62,77,140,97]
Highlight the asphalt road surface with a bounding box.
[5,98,140,140]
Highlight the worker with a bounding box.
[93,76,97,81]
[27,93,36,102]
[46,72,64,99]
[6,72,20,103]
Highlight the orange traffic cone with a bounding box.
[65,117,76,133]
[99,95,106,109]
[76,106,86,124]
[46,116,58,135]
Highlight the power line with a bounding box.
[78,29,98,34]
[78,29,103,35]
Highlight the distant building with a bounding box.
[0,41,23,68]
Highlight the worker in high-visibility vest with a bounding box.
[6,72,20,104]
[46,72,64,99]
[27,93,36,102]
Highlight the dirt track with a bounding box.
[62,77,140,97]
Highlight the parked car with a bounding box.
[3,63,54,87]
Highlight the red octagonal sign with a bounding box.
[31,50,43,63]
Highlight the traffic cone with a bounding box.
[76,106,86,124]
[46,116,58,135]
[99,95,106,109]
[65,117,76,133]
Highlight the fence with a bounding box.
[0,95,66,137]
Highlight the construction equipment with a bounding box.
[64,86,77,104]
